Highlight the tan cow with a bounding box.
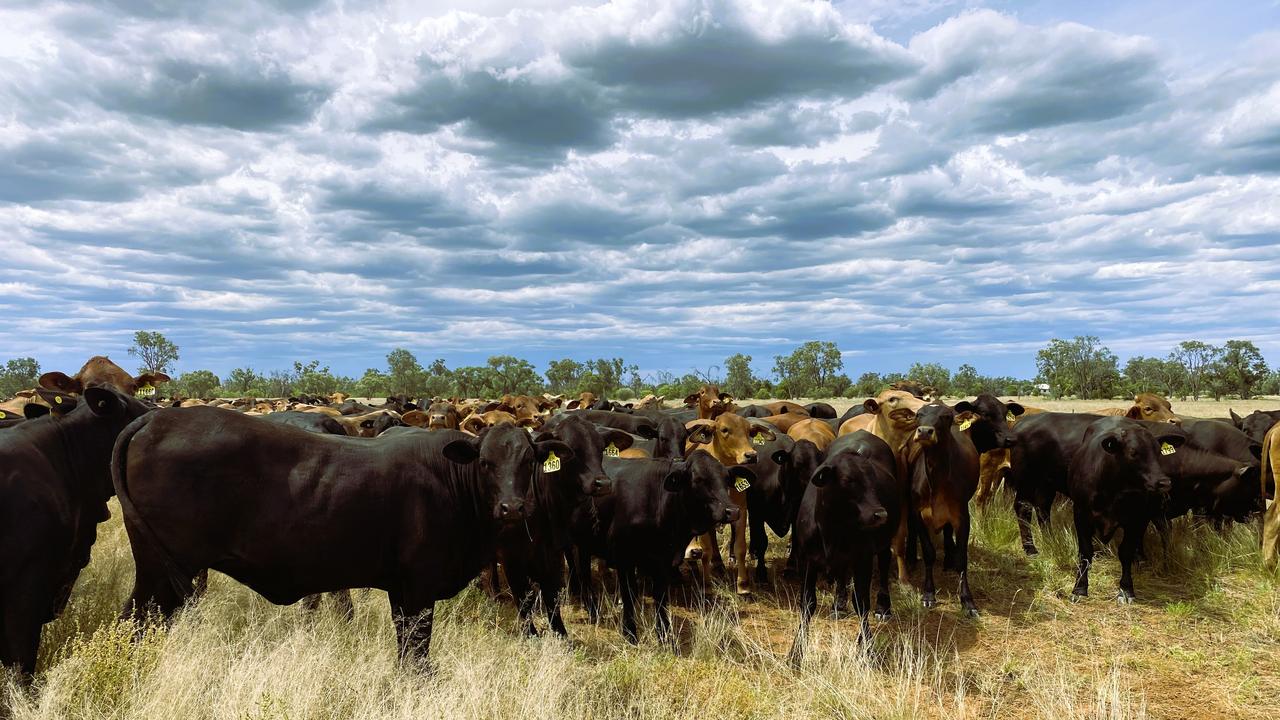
[334,410,402,438]
[1098,393,1181,423]
[402,400,460,430]
[633,394,666,411]
[460,410,538,435]
[39,356,170,397]
[685,412,777,594]
[1261,423,1280,569]
[683,384,734,420]
[758,413,808,433]
[566,392,597,410]
[786,418,836,452]
[0,390,47,418]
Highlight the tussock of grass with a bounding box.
[6,429,1280,718]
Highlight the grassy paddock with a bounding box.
[4,400,1279,719]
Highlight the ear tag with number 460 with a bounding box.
[543,451,561,473]
[734,476,751,493]
[1160,442,1176,456]
[604,443,619,458]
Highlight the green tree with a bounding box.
[0,357,40,397]
[1213,340,1269,399]
[1169,340,1222,400]
[1035,336,1120,399]
[263,369,294,397]
[177,370,220,398]
[128,331,180,375]
[354,368,391,398]
[225,367,261,395]
[722,353,758,399]
[850,371,883,398]
[485,355,543,395]
[292,360,343,396]
[907,362,951,396]
[579,358,637,396]
[385,348,425,397]
[545,359,584,395]
[1122,356,1186,398]
[952,364,980,397]
[772,341,844,398]
[451,366,489,397]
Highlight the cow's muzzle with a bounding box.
[496,500,527,522]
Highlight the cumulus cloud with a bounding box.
[0,0,1275,379]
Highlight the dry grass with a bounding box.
[4,400,1279,719]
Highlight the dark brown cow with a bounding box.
[39,356,170,397]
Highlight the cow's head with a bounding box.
[685,413,776,466]
[912,402,955,448]
[39,356,170,397]
[863,390,925,432]
[1126,393,1180,424]
[810,444,892,529]
[566,392,597,411]
[536,414,632,498]
[460,410,517,435]
[951,393,1023,453]
[683,384,734,420]
[1093,418,1184,494]
[665,450,749,534]
[1232,410,1278,445]
[442,423,573,523]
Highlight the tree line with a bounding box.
[1,332,1276,401]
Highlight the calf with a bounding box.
[787,431,900,667]
[577,451,750,644]
[1230,409,1280,445]
[1067,417,1183,603]
[1,387,151,677]
[38,356,170,397]
[113,413,569,662]
[905,403,981,616]
[685,413,777,594]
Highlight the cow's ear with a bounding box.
[750,424,777,442]
[135,372,170,388]
[536,440,574,464]
[634,423,659,439]
[23,403,50,420]
[442,437,480,464]
[402,410,429,427]
[953,401,973,414]
[39,371,82,394]
[1229,409,1244,427]
[1100,435,1122,454]
[810,465,834,487]
[717,392,733,403]
[566,400,581,410]
[771,447,791,465]
[36,388,77,415]
[83,387,124,417]
[686,424,714,445]
[1156,433,1186,450]
[663,464,690,492]
[1006,402,1025,417]
[600,428,635,452]
[683,393,700,406]
[862,399,880,414]
[1125,406,1143,419]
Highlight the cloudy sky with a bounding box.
[2,0,1278,383]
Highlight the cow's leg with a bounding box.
[974,451,1001,505]
[705,529,725,575]
[1070,507,1094,600]
[893,504,912,582]
[575,547,600,623]
[873,548,893,619]
[749,513,770,585]
[919,520,937,609]
[852,553,874,643]
[683,537,709,588]
[652,573,675,651]
[1,581,46,680]
[904,516,920,569]
[1014,485,1039,555]
[832,572,850,616]
[786,564,817,669]
[331,590,355,622]
[300,593,323,612]
[1263,500,1280,570]
[503,556,538,637]
[783,533,800,580]
[731,501,751,594]
[955,511,978,617]
[941,525,958,572]
[1116,519,1146,604]
[536,554,568,637]
[386,591,432,661]
[617,566,640,644]
[121,533,192,621]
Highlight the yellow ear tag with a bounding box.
[1160,442,1176,456]
[0,411,6,418]
[136,385,155,397]
[604,443,619,458]
[958,418,973,431]
[55,396,64,405]
[1006,412,1015,422]
[543,451,561,473]
[734,476,751,493]
[751,433,767,445]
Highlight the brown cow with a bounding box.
[683,384,734,420]
[460,410,539,435]
[891,380,940,402]
[685,413,777,594]
[404,401,460,430]
[334,410,402,438]
[0,390,47,418]
[39,356,170,397]
[633,394,666,411]
[1098,393,1181,423]
[1262,423,1280,569]
[566,392,597,410]
[787,418,836,452]
[763,401,809,417]
[758,413,809,433]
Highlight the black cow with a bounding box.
[544,409,658,440]
[803,402,837,419]
[907,402,981,617]
[743,435,822,584]
[1,387,150,677]
[787,431,900,667]
[1230,409,1280,445]
[496,415,629,636]
[1067,417,1183,603]
[735,404,774,419]
[951,394,1023,453]
[575,451,750,644]
[260,410,347,436]
[112,409,571,662]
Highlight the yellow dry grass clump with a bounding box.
[3,400,1279,719]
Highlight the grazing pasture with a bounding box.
[3,397,1277,720]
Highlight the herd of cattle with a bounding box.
[4,355,1280,675]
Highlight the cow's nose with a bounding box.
[687,547,704,560]
[916,427,936,440]
[724,506,739,522]
[872,508,888,521]
[743,451,758,463]
[591,477,612,495]
[1002,434,1017,448]
[499,501,525,520]
[1168,418,1182,425]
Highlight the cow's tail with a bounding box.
[1262,428,1275,503]
[112,412,192,600]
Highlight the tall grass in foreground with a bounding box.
[4,492,1275,719]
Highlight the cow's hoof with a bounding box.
[921,592,936,609]
[736,583,752,596]
[1022,544,1039,556]
[962,605,980,619]
[1070,591,1086,602]
[873,609,892,620]
[1116,591,1135,605]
